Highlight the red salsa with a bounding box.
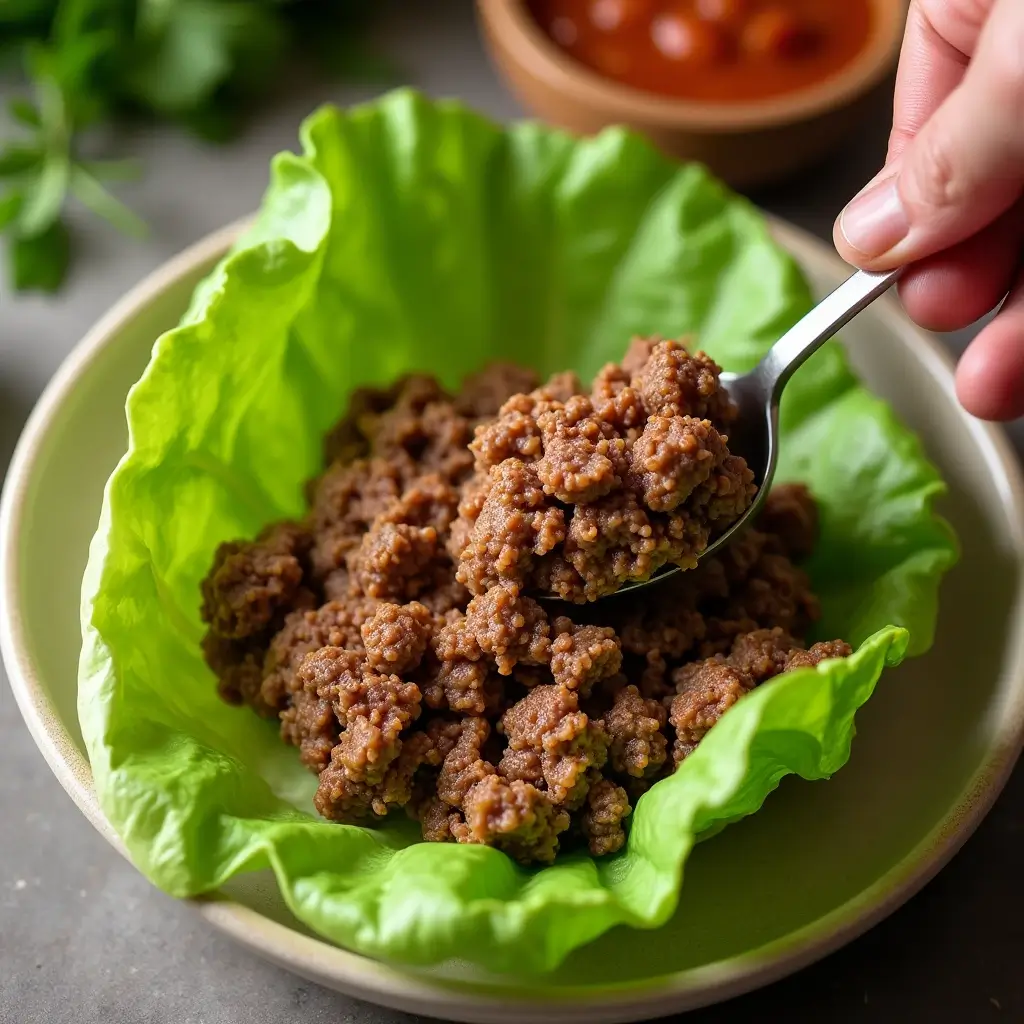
[527,0,874,103]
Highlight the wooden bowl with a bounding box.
[477,0,906,189]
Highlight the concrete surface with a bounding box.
[2,3,1022,1022]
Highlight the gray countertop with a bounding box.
[2,4,1022,1022]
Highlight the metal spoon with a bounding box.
[541,267,903,603]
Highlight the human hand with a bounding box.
[833,0,1024,420]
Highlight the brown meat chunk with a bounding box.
[620,336,658,377]
[378,474,461,539]
[501,685,608,803]
[315,729,434,822]
[414,795,462,842]
[784,639,852,670]
[758,482,819,561]
[279,690,338,773]
[306,667,421,805]
[261,600,378,710]
[454,775,570,863]
[350,522,440,600]
[727,627,799,686]
[200,522,309,639]
[603,684,668,779]
[309,458,408,577]
[536,395,628,504]
[580,777,631,856]
[549,618,622,696]
[436,717,495,808]
[725,552,819,637]
[470,409,543,470]
[456,362,541,419]
[616,598,706,660]
[669,658,749,764]
[202,632,270,715]
[462,583,551,674]
[536,371,584,403]
[532,391,626,503]
[564,492,674,600]
[434,658,503,715]
[631,415,728,512]
[497,746,544,786]
[456,460,565,594]
[631,339,736,424]
[591,363,647,435]
[312,706,457,824]
[360,601,434,674]
[367,394,474,484]
[686,453,757,526]
[298,648,420,733]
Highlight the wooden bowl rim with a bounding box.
[477,0,905,132]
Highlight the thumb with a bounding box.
[835,0,1024,269]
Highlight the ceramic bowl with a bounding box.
[3,217,1024,1024]
[476,0,906,189]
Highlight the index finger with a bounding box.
[887,0,994,162]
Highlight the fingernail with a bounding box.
[839,177,909,258]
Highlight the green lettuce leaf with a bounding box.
[78,90,958,974]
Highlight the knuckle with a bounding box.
[905,126,967,211]
[917,0,992,51]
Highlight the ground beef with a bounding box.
[602,684,668,779]
[455,774,571,863]
[564,492,672,601]
[500,684,608,804]
[456,363,541,419]
[456,459,566,594]
[202,357,851,863]
[361,601,434,674]
[457,583,552,674]
[280,689,338,773]
[202,632,269,713]
[590,363,646,435]
[669,658,749,765]
[436,716,495,807]
[350,522,441,600]
[580,777,631,855]
[549,618,622,696]
[758,482,819,560]
[434,658,504,715]
[536,396,628,504]
[785,639,853,670]
[378,474,461,539]
[631,338,737,424]
[470,408,544,470]
[630,415,728,512]
[727,627,799,685]
[448,340,753,601]
[200,522,310,639]
[260,599,377,712]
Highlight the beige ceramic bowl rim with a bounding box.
[477,0,906,132]
[3,215,1024,1022]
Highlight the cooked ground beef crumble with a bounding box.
[201,337,851,863]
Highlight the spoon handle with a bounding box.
[757,267,903,400]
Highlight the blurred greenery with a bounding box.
[0,0,384,293]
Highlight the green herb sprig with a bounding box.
[1,0,380,293]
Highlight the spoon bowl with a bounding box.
[538,267,903,602]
